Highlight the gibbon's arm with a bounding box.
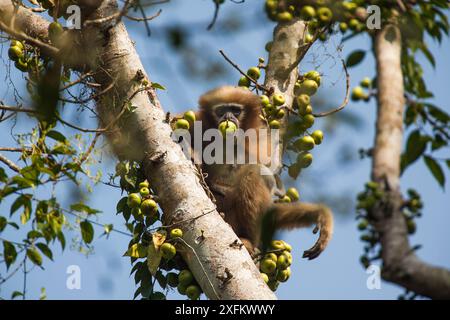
[272,202,333,260]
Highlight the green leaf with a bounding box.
[10,194,32,217]
[346,50,366,68]
[70,203,101,215]
[0,167,7,183]
[401,130,428,173]
[36,243,53,261]
[446,159,450,170]
[27,247,43,266]
[80,220,94,244]
[149,292,166,300]
[0,216,7,232]
[151,82,166,90]
[57,231,66,250]
[11,291,23,299]
[3,240,17,270]
[47,130,67,143]
[424,156,445,189]
[124,243,148,258]
[116,197,128,214]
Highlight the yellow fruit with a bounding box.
[184,110,196,123]
[281,241,292,252]
[260,258,277,274]
[299,104,313,116]
[269,120,281,129]
[272,94,285,106]
[218,120,237,136]
[10,40,24,50]
[286,187,300,201]
[140,187,150,197]
[351,86,367,101]
[270,240,286,251]
[139,180,149,189]
[186,285,201,300]
[276,254,290,270]
[300,5,316,19]
[298,79,318,96]
[317,7,333,23]
[127,193,141,208]
[349,18,360,30]
[296,94,310,108]
[48,22,63,44]
[175,118,190,130]
[141,199,158,216]
[304,33,314,43]
[277,11,293,22]
[261,273,269,283]
[264,253,278,262]
[238,76,251,87]
[247,67,261,80]
[8,46,23,61]
[14,58,28,72]
[339,22,348,33]
[295,135,315,151]
[277,267,291,282]
[260,95,270,106]
[170,228,183,238]
[275,108,285,119]
[178,269,194,286]
[297,152,313,168]
[131,207,143,219]
[279,195,291,203]
[360,77,371,88]
[304,70,321,86]
[160,242,177,260]
[311,130,324,145]
[302,114,315,129]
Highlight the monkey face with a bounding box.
[212,103,244,128]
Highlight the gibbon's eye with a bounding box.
[215,104,243,118]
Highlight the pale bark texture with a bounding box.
[0,0,276,299]
[372,24,450,299]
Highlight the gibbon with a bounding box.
[185,86,333,259]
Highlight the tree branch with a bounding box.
[371,24,450,299]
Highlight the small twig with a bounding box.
[313,60,350,117]
[207,2,221,30]
[219,50,270,93]
[125,9,162,22]
[0,153,22,172]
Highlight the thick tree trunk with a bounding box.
[372,24,450,299]
[0,0,276,299]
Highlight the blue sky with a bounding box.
[0,0,449,299]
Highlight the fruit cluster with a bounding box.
[351,77,372,102]
[259,240,293,291]
[264,0,369,41]
[286,70,324,178]
[175,269,204,300]
[276,187,300,203]
[8,40,29,72]
[174,110,196,131]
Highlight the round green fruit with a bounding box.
[264,252,278,262]
[48,22,63,44]
[298,79,318,96]
[277,267,291,282]
[295,135,315,151]
[304,33,314,43]
[115,162,128,176]
[260,95,270,106]
[261,273,269,284]
[139,180,149,189]
[276,253,290,270]
[175,118,190,130]
[317,7,333,23]
[301,114,315,129]
[218,120,237,136]
[170,228,183,239]
[299,104,313,116]
[348,18,360,30]
[304,70,321,86]
[357,219,369,231]
[268,280,279,291]
[141,199,158,216]
[160,242,177,260]
[140,187,150,197]
[184,110,196,123]
[8,46,23,61]
[10,40,24,50]
[296,94,310,108]
[127,193,141,208]
[272,94,285,106]
[238,76,251,87]
[260,258,277,274]
[281,241,292,252]
[351,86,366,101]
[178,269,194,286]
[311,130,324,145]
[300,5,316,19]
[286,187,300,201]
[270,240,286,251]
[339,22,348,33]
[297,152,313,168]
[275,108,285,119]
[269,120,281,129]
[360,77,371,88]
[186,285,201,300]
[277,11,293,22]
[279,195,291,203]
[177,283,188,295]
[407,220,416,234]
[131,207,143,220]
[247,67,261,80]
[282,251,293,264]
